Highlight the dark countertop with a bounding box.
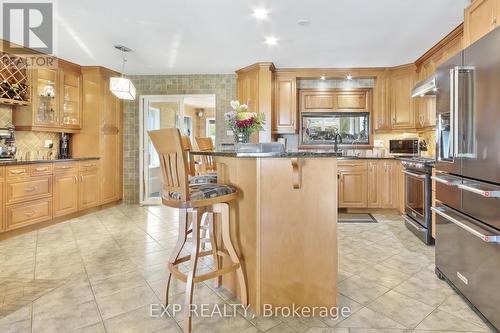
[0,157,100,166]
[191,150,343,158]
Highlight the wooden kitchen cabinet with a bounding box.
[374,72,392,131]
[72,67,123,205]
[464,0,499,47]
[390,65,416,129]
[53,163,78,217]
[299,89,371,113]
[273,75,297,134]
[0,167,4,232]
[367,160,399,208]
[78,161,99,210]
[367,161,380,207]
[14,60,82,133]
[338,160,368,208]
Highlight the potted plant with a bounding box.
[224,100,265,143]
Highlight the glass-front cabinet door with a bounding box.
[33,68,59,127]
[60,69,82,129]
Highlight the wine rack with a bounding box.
[0,51,31,106]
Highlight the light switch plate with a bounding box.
[374,140,384,148]
[44,140,53,148]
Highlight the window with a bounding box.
[206,117,216,143]
[301,112,369,145]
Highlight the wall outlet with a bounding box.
[374,140,384,148]
[226,130,233,136]
[44,140,53,148]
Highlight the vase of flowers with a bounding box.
[224,100,265,144]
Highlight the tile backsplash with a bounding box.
[0,105,60,160]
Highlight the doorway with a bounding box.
[139,94,216,205]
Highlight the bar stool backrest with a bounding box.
[195,137,216,172]
[181,135,196,176]
[149,128,189,203]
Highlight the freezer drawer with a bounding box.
[433,205,500,330]
[461,178,500,231]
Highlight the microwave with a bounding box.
[389,138,419,156]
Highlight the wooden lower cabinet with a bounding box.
[79,170,99,210]
[340,160,401,210]
[6,198,52,231]
[53,171,79,217]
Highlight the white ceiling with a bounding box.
[53,0,469,75]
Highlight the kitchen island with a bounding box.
[191,150,340,314]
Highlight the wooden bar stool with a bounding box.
[195,137,217,174]
[149,129,247,333]
[182,135,217,185]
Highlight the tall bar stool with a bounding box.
[149,128,247,333]
[195,137,217,174]
[182,135,217,185]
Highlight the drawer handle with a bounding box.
[82,164,95,167]
[24,211,36,217]
[80,175,84,182]
[58,166,72,169]
[74,176,78,184]
[34,167,48,172]
[10,170,26,175]
[24,186,38,192]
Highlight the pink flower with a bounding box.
[235,117,254,128]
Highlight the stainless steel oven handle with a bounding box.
[457,183,500,198]
[403,170,426,179]
[403,215,426,232]
[431,175,460,186]
[431,206,500,243]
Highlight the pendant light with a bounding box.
[110,45,136,100]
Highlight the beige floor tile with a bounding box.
[32,300,101,333]
[181,309,253,333]
[355,264,410,289]
[349,329,406,333]
[305,328,350,333]
[321,294,364,327]
[338,275,390,305]
[85,258,137,282]
[415,309,489,332]
[393,276,454,308]
[91,270,149,297]
[337,307,405,329]
[0,304,31,333]
[437,294,489,329]
[366,290,434,328]
[104,304,180,333]
[95,283,159,319]
[67,322,106,333]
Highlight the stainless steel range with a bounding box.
[400,157,435,245]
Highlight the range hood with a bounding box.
[411,74,437,98]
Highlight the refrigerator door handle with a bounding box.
[452,67,460,157]
[431,206,500,243]
[457,183,500,198]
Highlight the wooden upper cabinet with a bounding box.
[390,66,415,129]
[60,65,82,130]
[299,89,370,113]
[273,75,297,134]
[13,61,82,132]
[374,72,392,131]
[464,0,499,47]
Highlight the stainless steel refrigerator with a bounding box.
[433,27,500,331]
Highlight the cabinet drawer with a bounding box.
[53,162,77,174]
[79,160,99,172]
[338,160,368,171]
[6,165,30,179]
[30,164,53,176]
[6,177,51,204]
[6,198,52,231]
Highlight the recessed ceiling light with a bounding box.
[297,19,310,26]
[264,36,278,46]
[253,7,269,20]
[320,75,326,81]
[346,74,353,80]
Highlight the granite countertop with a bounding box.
[0,157,100,166]
[191,150,343,158]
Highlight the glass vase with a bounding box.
[234,131,251,144]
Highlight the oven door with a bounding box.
[404,169,426,226]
